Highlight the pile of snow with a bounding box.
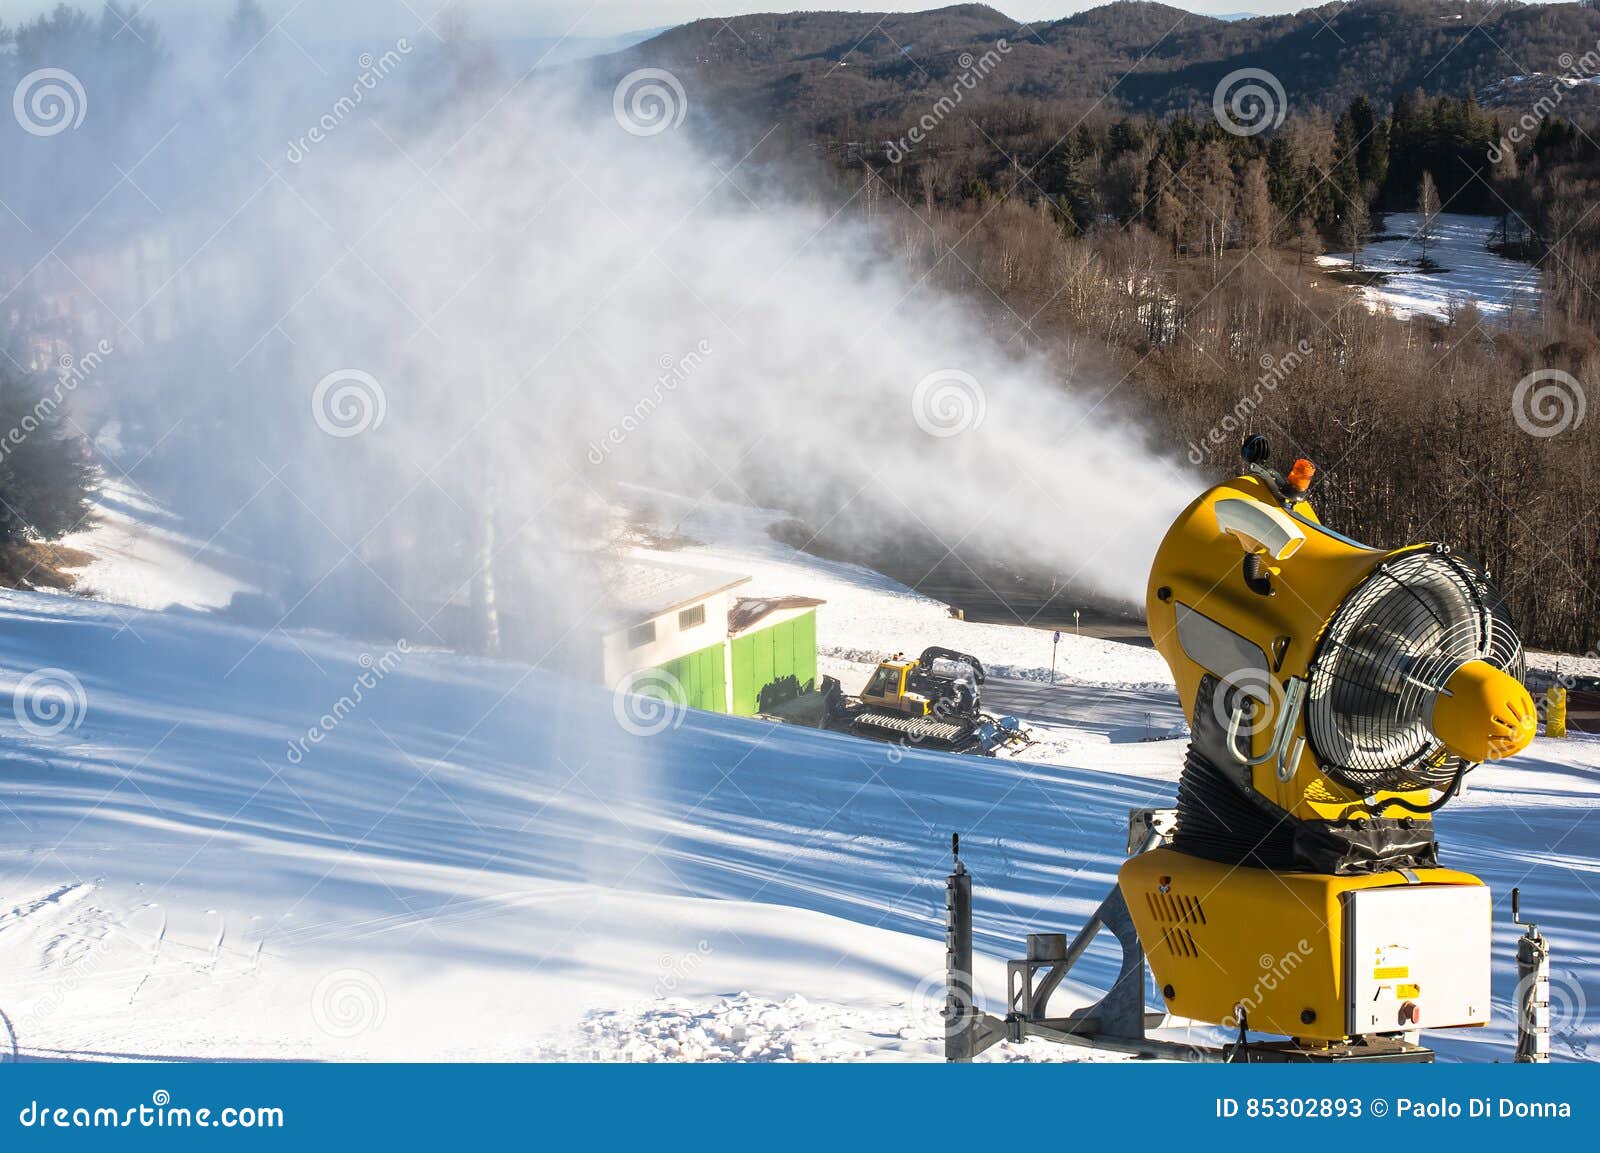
[1319,212,1541,321]
[559,991,1102,1062]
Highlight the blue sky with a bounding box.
[0,1,1568,41]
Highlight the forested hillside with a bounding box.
[592,2,1600,652]
[604,1,1600,132]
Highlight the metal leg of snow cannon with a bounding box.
[944,834,1006,1062]
[1513,887,1550,1064]
[1026,808,1175,991]
[943,810,1222,1062]
[999,885,1219,1061]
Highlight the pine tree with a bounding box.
[0,360,96,550]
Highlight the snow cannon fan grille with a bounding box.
[1304,549,1525,794]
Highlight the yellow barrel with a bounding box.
[1546,686,1568,739]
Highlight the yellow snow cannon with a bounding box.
[1122,434,1534,1046]
[941,435,1542,1064]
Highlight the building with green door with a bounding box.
[600,557,822,717]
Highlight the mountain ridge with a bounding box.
[597,1,1600,130]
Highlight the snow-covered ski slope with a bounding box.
[1318,212,1541,321]
[2,587,1598,1062]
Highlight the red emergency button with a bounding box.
[1399,1001,1421,1026]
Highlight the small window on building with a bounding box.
[627,621,656,649]
[678,604,706,630]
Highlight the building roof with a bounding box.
[728,595,827,634]
[600,555,750,627]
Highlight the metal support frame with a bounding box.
[940,807,1454,1065]
[1513,887,1551,1064]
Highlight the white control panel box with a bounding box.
[1344,884,1492,1035]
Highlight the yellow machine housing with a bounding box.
[1122,848,1487,1041]
[1143,473,1534,826]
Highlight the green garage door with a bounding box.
[731,610,818,715]
[647,640,728,714]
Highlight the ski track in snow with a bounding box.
[2,495,1597,1062]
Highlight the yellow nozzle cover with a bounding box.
[1431,660,1537,762]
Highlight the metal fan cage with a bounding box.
[1304,548,1525,794]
